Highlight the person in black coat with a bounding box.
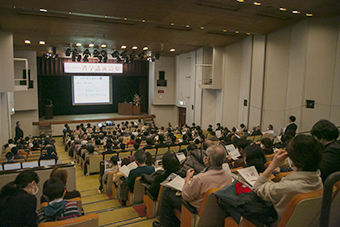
[283,116,297,137]
[15,121,24,139]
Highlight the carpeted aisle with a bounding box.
[56,137,157,227]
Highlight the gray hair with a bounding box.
[206,145,226,167]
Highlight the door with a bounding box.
[178,107,186,126]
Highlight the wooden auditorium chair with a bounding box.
[144,185,166,218]
[273,171,294,182]
[145,148,157,156]
[246,136,255,141]
[177,187,225,227]
[253,135,263,142]
[169,145,180,153]
[103,153,116,161]
[127,177,145,206]
[37,213,98,227]
[118,151,131,159]
[85,155,102,174]
[40,159,56,166]
[156,147,169,155]
[329,180,340,227]
[22,160,39,168]
[3,162,22,170]
[265,153,275,162]
[224,188,325,227]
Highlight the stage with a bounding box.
[32,113,154,136]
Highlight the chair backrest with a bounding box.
[118,151,131,159]
[88,155,103,174]
[37,213,98,227]
[230,166,243,172]
[22,161,39,168]
[0,165,2,171]
[146,148,157,156]
[265,153,275,162]
[156,147,168,155]
[197,188,226,227]
[246,136,255,141]
[169,146,180,153]
[278,188,324,227]
[104,153,116,161]
[273,171,294,182]
[132,177,145,204]
[40,159,56,166]
[253,135,263,142]
[180,145,188,151]
[329,180,340,227]
[3,162,21,170]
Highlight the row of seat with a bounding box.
[0,159,56,171]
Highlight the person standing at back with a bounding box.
[15,121,24,139]
[283,116,297,137]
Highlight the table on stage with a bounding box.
[118,103,140,115]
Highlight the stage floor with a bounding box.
[37,112,149,125]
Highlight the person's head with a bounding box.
[120,143,125,150]
[261,138,273,149]
[50,167,68,186]
[145,152,154,166]
[217,123,221,127]
[87,144,95,153]
[110,155,119,166]
[134,150,146,165]
[146,137,153,145]
[133,142,140,150]
[16,121,20,126]
[232,127,237,133]
[311,119,339,144]
[289,116,296,123]
[8,139,14,144]
[11,147,18,155]
[46,146,55,155]
[286,135,323,171]
[210,131,216,136]
[95,139,101,146]
[240,123,245,128]
[205,145,226,168]
[202,140,214,150]
[268,124,273,130]
[244,144,266,173]
[43,178,65,202]
[159,134,165,143]
[236,139,252,155]
[162,151,180,173]
[281,134,293,146]
[130,135,135,140]
[0,170,39,200]
[5,152,14,161]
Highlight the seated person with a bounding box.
[2,152,19,169]
[11,146,26,161]
[207,131,219,141]
[263,124,274,135]
[154,145,233,227]
[253,135,323,219]
[244,144,267,173]
[274,134,293,149]
[261,138,274,155]
[83,144,99,175]
[99,155,121,193]
[120,151,155,206]
[39,146,58,165]
[143,137,155,151]
[311,119,340,182]
[101,142,117,158]
[251,126,263,136]
[227,139,252,169]
[145,152,154,166]
[126,135,136,148]
[41,167,81,203]
[178,140,213,177]
[37,178,81,223]
[111,140,120,150]
[155,134,168,149]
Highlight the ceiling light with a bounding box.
[40,8,47,12]
[254,2,261,6]
[306,13,313,17]
[170,48,175,52]
[247,33,251,35]
[186,24,190,28]
[39,41,45,45]
[69,12,72,14]
[132,46,138,50]
[171,22,174,26]
[105,15,107,18]
[76,43,81,47]
[200,26,204,30]
[237,0,244,2]
[280,7,287,11]
[24,40,31,44]
[235,31,239,34]
[121,45,127,49]
[143,47,148,51]
[292,10,300,14]
[89,43,94,47]
[124,17,127,21]
[142,19,145,23]
[223,29,227,32]
[101,44,107,48]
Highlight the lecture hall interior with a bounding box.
[0,0,340,226]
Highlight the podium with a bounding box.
[45,105,54,119]
[118,103,133,115]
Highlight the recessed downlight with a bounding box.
[76,43,81,47]
[24,40,31,44]
[101,44,107,48]
[121,45,127,49]
[143,47,148,51]
[132,46,138,50]
[39,41,45,45]
[89,43,94,47]
[254,2,261,6]
[292,10,300,14]
[306,13,313,17]
[40,8,47,12]
[280,7,287,11]
[170,48,175,52]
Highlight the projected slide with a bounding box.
[73,76,112,105]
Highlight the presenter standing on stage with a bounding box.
[15,121,24,139]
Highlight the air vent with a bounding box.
[208,30,236,36]
[257,13,288,20]
[197,1,239,11]
[16,10,68,19]
[94,19,136,26]
[157,25,192,31]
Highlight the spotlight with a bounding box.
[138,52,145,59]
[65,48,71,56]
[98,55,102,63]
[83,55,89,62]
[155,52,160,60]
[83,49,91,56]
[77,55,82,62]
[93,49,99,57]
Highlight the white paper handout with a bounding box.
[225,144,241,160]
[176,152,186,163]
[237,166,259,187]
[216,130,222,138]
[160,173,185,191]
[119,161,138,178]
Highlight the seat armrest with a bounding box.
[182,199,197,214]
[146,190,156,201]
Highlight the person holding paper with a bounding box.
[253,135,323,219]
[153,145,232,227]
[120,151,155,206]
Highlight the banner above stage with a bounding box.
[64,62,123,73]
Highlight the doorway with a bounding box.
[178,107,186,126]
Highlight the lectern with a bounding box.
[45,104,54,119]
